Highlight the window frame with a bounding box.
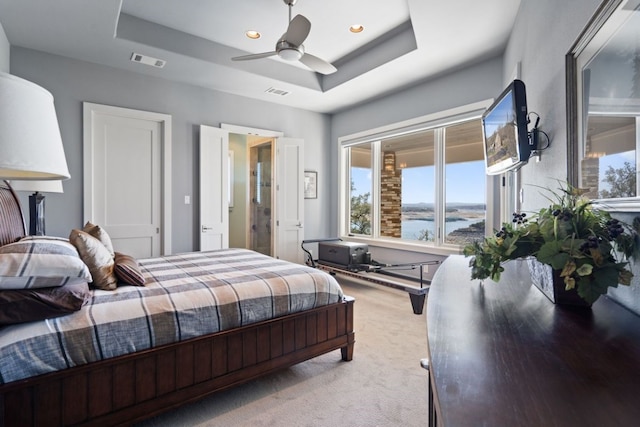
[338,100,495,255]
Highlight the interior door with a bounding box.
[275,137,304,263]
[199,125,229,250]
[83,103,169,258]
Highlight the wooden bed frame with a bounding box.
[0,182,355,426]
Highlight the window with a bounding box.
[349,143,372,236]
[382,130,435,241]
[340,104,490,252]
[444,121,486,245]
[568,0,640,207]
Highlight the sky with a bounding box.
[351,150,635,205]
[352,160,487,205]
[599,150,634,173]
[484,91,515,137]
[598,150,635,193]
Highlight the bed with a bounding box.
[0,182,355,426]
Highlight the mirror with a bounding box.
[567,0,640,208]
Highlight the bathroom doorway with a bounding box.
[221,122,304,263]
[249,140,273,255]
[228,133,275,256]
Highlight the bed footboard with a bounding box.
[0,297,354,427]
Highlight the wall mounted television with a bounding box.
[482,79,530,175]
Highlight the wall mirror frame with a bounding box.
[567,0,640,211]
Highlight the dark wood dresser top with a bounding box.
[426,255,640,426]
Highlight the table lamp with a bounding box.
[0,72,70,180]
[0,72,70,233]
[10,180,64,235]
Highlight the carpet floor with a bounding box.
[135,276,429,427]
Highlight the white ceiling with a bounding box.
[0,0,521,114]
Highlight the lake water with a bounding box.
[401,218,479,240]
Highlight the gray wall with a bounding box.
[0,22,8,72]
[9,47,333,254]
[504,0,601,210]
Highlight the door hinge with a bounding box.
[156,227,160,234]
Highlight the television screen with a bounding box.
[482,79,530,175]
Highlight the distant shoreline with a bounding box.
[402,208,484,223]
[404,217,475,222]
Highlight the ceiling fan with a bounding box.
[231,0,337,75]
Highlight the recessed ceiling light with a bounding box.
[349,25,364,33]
[246,30,261,39]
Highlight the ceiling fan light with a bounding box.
[245,30,261,39]
[278,48,302,61]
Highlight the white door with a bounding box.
[83,103,172,258]
[199,125,229,250]
[275,137,304,263]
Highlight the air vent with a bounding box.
[265,87,290,96]
[130,52,166,68]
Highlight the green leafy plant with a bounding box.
[463,183,640,304]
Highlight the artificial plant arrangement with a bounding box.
[463,183,640,304]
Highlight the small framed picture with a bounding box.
[304,171,317,199]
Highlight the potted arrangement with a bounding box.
[463,183,640,305]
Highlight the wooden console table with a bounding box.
[425,255,640,426]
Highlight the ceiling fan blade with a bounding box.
[299,53,337,75]
[285,14,311,46]
[232,51,277,61]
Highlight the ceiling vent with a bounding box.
[130,52,166,68]
[265,87,291,96]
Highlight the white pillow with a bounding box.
[0,238,92,289]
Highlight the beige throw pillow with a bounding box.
[83,221,115,258]
[69,229,118,291]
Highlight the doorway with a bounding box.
[212,123,304,263]
[229,133,275,256]
[249,140,273,255]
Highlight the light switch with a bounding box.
[184,195,191,205]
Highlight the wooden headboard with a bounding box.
[0,181,27,246]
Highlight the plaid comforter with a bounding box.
[0,248,344,384]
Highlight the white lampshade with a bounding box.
[10,179,63,193]
[0,72,70,180]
